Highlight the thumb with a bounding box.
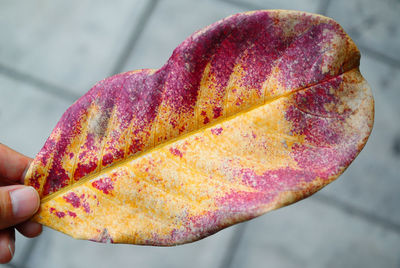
[0,185,40,229]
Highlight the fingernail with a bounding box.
[10,187,40,218]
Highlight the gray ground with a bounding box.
[0,0,399,267]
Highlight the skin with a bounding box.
[0,144,42,264]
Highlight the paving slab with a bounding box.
[0,0,149,95]
[25,225,238,268]
[0,75,71,158]
[122,0,247,71]
[231,197,400,268]
[223,0,321,13]
[317,53,400,225]
[326,0,400,62]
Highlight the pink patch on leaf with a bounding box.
[92,177,114,195]
[217,190,274,213]
[102,153,113,167]
[211,127,223,135]
[82,201,90,213]
[239,167,317,193]
[213,107,222,119]
[169,148,183,158]
[63,192,81,208]
[55,211,65,218]
[74,161,98,181]
[68,211,77,218]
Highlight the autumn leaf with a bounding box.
[24,10,374,245]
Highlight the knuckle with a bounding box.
[0,190,13,227]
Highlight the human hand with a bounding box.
[0,144,41,263]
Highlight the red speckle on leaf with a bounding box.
[213,107,222,118]
[170,118,178,128]
[29,171,41,190]
[82,201,90,213]
[39,139,56,166]
[42,163,70,196]
[128,138,145,155]
[63,192,81,208]
[203,117,210,124]
[74,161,98,181]
[211,127,223,135]
[179,125,186,133]
[68,211,77,218]
[39,94,94,196]
[55,211,65,218]
[169,148,183,158]
[102,153,113,167]
[92,177,114,195]
[78,134,95,161]
[49,207,66,218]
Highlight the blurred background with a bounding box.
[0,0,399,267]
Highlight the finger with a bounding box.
[0,228,15,264]
[0,144,33,184]
[16,220,42,238]
[0,185,40,229]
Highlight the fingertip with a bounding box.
[16,221,43,238]
[0,186,40,230]
[0,229,14,264]
[29,186,40,214]
[10,186,40,219]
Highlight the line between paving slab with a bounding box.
[218,0,265,11]
[317,0,332,15]
[110,0,160,75]
[219,193,400,268]
[315,193,400,234]
[219,224,247,268]
[358,45,400,69]
[17,237,39,268]
[0,63,79,103]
